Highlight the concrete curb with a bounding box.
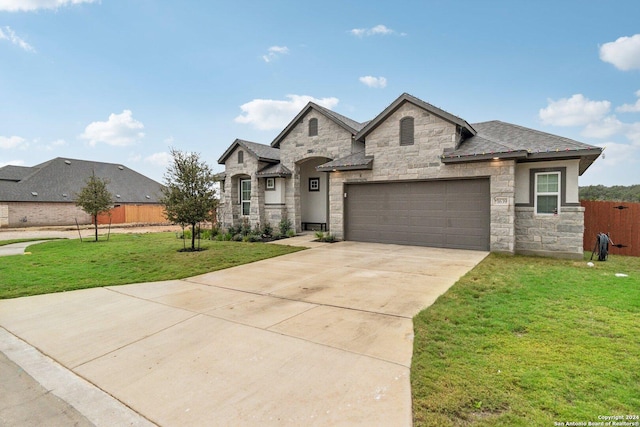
[0,328,157,427]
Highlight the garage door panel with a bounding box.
[345,179,490,251]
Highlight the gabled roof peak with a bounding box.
[217,139,280,164]
[271,102,365,148]
[355,93,476,142]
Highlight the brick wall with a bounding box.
[4,202,91,227]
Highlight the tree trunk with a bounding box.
[94,215,99,242]
[191,223,196,250]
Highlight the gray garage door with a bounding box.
[345,179,490,250]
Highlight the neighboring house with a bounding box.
[0,157,165,228]
[217,93,602,258]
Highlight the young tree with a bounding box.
[161,148,218,251]
[75,173,114,242]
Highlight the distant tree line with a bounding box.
[580,185,640,202]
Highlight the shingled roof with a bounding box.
[316,151,374,172]
[0,157,163,203]
[218,139,280,164]
[441,121,602,174]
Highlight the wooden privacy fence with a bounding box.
[96,204,168,225]
[581,200,640,257]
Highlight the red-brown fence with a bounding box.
[582,200,640,257]
[96,204,168,225]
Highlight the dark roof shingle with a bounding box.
[0,157,164,203]
[442,120,602,174]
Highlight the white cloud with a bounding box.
[350,24,404,37]
[539,94,611,126]
[599,34,640,71]
[581,116,625,139]
[359,76,387,88]
[80,110,145,147]
[594,142,639,167]
[617,90,640,113]
[626,122,640,146]
[41,138,67,151]
[145,152,172,167]
[262,45,289,63]
[235,94,339,130]
[0,26,35,52]
[0,135,26,149]
[0,0,97,12]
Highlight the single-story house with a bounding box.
[0,157,165,228]
[217,93,602,258]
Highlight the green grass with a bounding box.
[0,233,304,299]
[412,253,640,426]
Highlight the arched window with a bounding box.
[309,118,318,136]
[400,117,414,146]
[238,150,244,164]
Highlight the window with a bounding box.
[240,179,251,215]
[309,177,320,192]
[265,177,275,191]
[535,172,560,214]
[309,118,318,136]
[238,150,244,164]
[400,117,414,146]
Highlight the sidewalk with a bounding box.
[0,328,156,427]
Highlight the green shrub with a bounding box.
[240,219,252,236]
[261,222,273,237]
[247,233,263,242]
[279,218,292,235]
[286,229,296,238]
[232,233,243,242]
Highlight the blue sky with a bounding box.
[1,0,639,186]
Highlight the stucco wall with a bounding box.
[515,159,580,205]
[299,159,328,224]
[264,177,285,205]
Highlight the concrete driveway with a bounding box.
[0,237,487,426]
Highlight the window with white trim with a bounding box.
[535,172,560,214]
[240,179,251,216]
[265,177,275,191]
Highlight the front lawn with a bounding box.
[412,253,640,426]
[0,233,304,299]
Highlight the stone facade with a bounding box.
[515,206,585,259]
[277,111,358,231]
[216,94,593,258]
[219,147,270,229]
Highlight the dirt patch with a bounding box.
[0,224,182,241]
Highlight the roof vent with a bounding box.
[118,166,124,170]
[145,195,151,199]
[64,160,71,165]
[31,192,38,196]
[116,194,121,198]
[62,193,68,198]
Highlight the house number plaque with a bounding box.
[493,197,509,206]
